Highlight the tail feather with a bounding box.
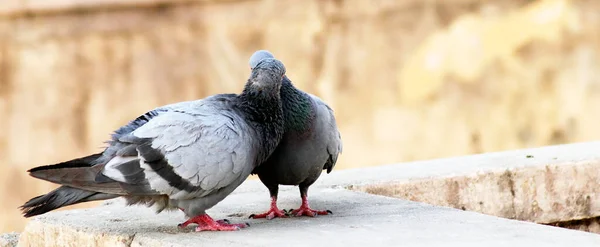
[28,153,103,173]
[27,153,128,195]
[21,153,158,217]
[28,153,103,185]
[20,186,117,217]
[21,153,127,217]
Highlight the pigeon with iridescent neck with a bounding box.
[248,50,343,219]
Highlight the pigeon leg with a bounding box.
[290,186,332,217]
[249,196,287,220]
[178,214,249,231]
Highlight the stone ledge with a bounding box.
[17,188,600,247]
[315,141,600,225]
[15,142,600,246]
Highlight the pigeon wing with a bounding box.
[103,100,257,200]
[311,95,343,174]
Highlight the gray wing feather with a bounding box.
[310,94,343,172]
[130,101,256,200]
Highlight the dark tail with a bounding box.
[20,186,117,217]
[28,153,103,173]
[27,153,103,186]
[21,153,124,217]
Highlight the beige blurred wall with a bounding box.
[1,0,600,233]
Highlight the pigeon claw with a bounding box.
[288,196,332,217]
[289,207,332,217]
[195,224,242,232]
[249,207,287,220]
[195,221,249,232]
[178,214,249,232]
[250,196,287,220]
[216,219,231,224]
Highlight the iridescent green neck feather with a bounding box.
[280,77,313,133]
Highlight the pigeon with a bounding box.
[20,58,287,232]
[247,50,343,220]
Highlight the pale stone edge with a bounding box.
[356,160,600,224]
[17,219,134,247]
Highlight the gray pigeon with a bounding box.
[248,50,343,219]
[20,58,287,232]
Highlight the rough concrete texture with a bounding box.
[0,232,19,247]
[13,142,600,246]
[313,141,600,225]
[16,187,600,247]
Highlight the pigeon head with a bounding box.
[249,50,275,69]
[246,58,286,94]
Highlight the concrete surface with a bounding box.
[14,142,600,246]
[17,187,600,247]
[315,141,600,224]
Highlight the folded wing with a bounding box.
[100,98,257,200]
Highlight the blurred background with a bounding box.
[1,0,599,233]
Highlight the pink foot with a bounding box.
[178,214,249,232]
[290,196,332,217]
[250,196,287,220]
[249,208,287,220]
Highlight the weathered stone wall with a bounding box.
[1,0,600,233]
[358,161,600,227]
